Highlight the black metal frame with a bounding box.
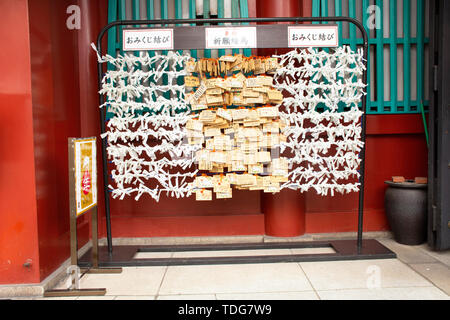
[87,16,395,267]
[79,239,394,267]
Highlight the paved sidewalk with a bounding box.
[10,235,450,300]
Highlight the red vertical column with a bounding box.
[77,0,109,239]
[0,0,40,284]
[257,0,306,237]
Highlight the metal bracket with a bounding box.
[43,265,107,297]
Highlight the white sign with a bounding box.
[288,25,339,47]
[123,28,174,51]
[205,27,257,49]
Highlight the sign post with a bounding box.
[44,137,121,298]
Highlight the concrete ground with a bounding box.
[7,233,450,300]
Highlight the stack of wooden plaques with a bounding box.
[185,73,283,111]
[185,55,288,201]
[185,54,280,77]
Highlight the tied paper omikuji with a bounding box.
[92,44,366,201]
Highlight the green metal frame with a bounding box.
[312,0,429,114]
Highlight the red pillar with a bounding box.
[0,0,40,284]
[263,190,306,237]
[257,0,306,237]
[257,0,302,18]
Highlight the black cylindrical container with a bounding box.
[384,181,427,245]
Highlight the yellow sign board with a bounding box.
[73,138,97,216]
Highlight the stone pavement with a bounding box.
[6,233,450,300]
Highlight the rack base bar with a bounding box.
[80,267,123,274]
[43,288,106,297]
[78,239,395,267]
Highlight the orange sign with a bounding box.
[74,138,97,216]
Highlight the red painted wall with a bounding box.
[27,0,109,282]
[76,0,109,251]
[0,0,41,285]
[28,0,84,282]
[305,115,428,233]
[0,0,108,285]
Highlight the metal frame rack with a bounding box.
[79,16,395,268]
